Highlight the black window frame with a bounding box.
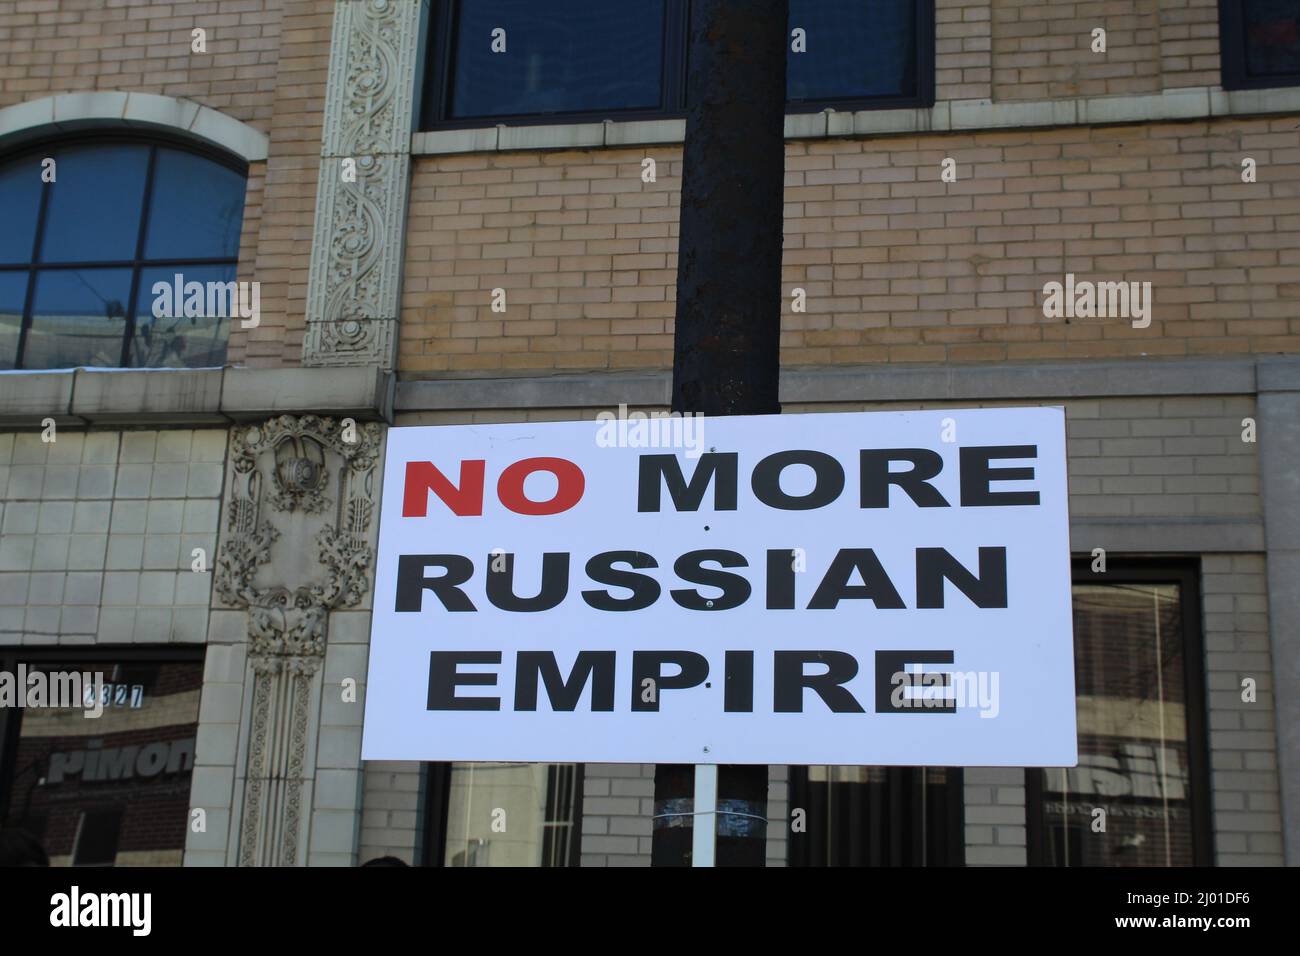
[0,132,248,371]
[420,761,586,867]
[1219,0,1300,91]
[1025,560,1214,867]
[787,765,965,867]
[420,0,936,131]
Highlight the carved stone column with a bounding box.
[301,0,425,369]
[215,416,382,866]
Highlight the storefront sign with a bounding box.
[362,408,1076,765]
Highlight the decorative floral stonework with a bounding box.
[215,414,382,866]
[302,0,422,370]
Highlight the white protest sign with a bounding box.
[361,407,1076,766]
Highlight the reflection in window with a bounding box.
[786,0,916,101]
[425,1,931,127]
[449,0,666,119]
[0,271,26,368]
[1222,0,1300,89]
[2,658,203,867]
[0,141,246,370]
[440,763,582,866]
[1036,580,1199,866]
[787,766,963,866]
[23,268,133,370]
[1244,0,1300,78]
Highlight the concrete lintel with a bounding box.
[0,370,78,426]
[1069,517,1265,555]
[1256,356,1300,393]
[393,358,1258,413]
[72,368,226,425]
[397,372,669,412]
[0,367,394,425]
[221,366,394,422]
[780,357,1258,404]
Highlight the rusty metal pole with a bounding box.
[652,0,788,867]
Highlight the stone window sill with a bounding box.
[412,86,1300,156]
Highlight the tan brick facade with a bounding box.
[0,0,281,125]
[399,118,1300,376]
[992,0,1163,100]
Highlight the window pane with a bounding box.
[130,264,237,369]
[72,809,124,866]
[0,271,28,369]
[449,0,665,118]
[788,0,916,101]
[788,766,960,866]
[23,267,133,369]
[144,149,246,260]
[442,763,581,866]
[0,159,42,264]
[1244,0,1300,78]
[2,658,203,867]
[39,144,149,264]
[1039,582,1195,866]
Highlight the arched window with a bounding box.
[0,138,247,370]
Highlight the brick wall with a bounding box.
[579,763,654,866]
[937,0,994,101]
[992,0,1161,101]
[400,116,1300,377]
[357,760,423,864]
[964,767,1027,865]
[1201,553,1284,865]
[1158,0,1221,90]
[222,0,334,368]
[0,0,284,126]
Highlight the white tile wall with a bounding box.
[0,428,224,645]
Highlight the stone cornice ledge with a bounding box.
[412,86,1300,155]
[0,367,395,427]
[1070,516,1264,554]
[395,356,1268,412]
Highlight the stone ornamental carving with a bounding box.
[216,415,382,866]
[302,0,422,370]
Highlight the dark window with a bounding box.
[786,0,918,103]
[0,139,247,371]
[447,1,668,120]
[787,766,964,866]
[1220,0,1300,90]
[72,808,124,866]
[422,1,934,129]
[540,763,583,866]
[0,650,204,867]
[1026,563,1212,866]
